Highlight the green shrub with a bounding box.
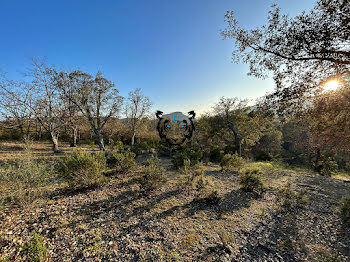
[139,156,167,191]
[110,140,125,152]
[209,146,222,162]
[0,150,54,207]
[345,162,350,175]
[221,154,245,171]
[20,231,47,262]
[56,150,107,188]
[178,162,206,188]
[106,151,136,172]
[200,190,222,205]
[239,168,265,193]
[171,147,203,169]
[132,141,152,155]
[157,143,172,157]
[276,183,307,211]
[317,157,338,176]
[337,195,350,226]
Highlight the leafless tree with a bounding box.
[124,88,152,146]
[61,70,123,151]
[25,59,66,153]
[0,76,33,143]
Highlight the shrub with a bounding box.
[139,156,167,191]
[239,168,265,193]
[20,231,47,262]
[56,150,107,188]
[345,162,350,175]
[200,190,222,205]
[209,146,222,162]
[337,195,350,226]
[157,143,172,157]
[317,157,338,176]
[276,183,307,211]
[0,150,54,207]
[171,147,203,169]
[132,141,152,155]
[106,151,136,172]
[110,140,125,152]
[178,162,207,188]
[221,154,245,171]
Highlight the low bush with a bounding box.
[239,167,265,193]
[110,140,125,152]
[345,162,350,175]
[106,151,136,172]
[139,156,167,191]
[20,231,47,262]
[157,143,172,157]
[276,183,307,211]
[209,146,222,162]
[56,150,107,188]
[0,150,55,207]
[317,157,338,176]
[337,195,350,226]
[221,154,245,171]
[132,141,152,155]
[171,146,203,169]
[200,190,222,205]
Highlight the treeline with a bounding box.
[0,59,153,152]
[1,59,349,175]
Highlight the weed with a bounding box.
[20,231,47,262]
[276,183,307,211]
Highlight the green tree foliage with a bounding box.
[222,0,350,115]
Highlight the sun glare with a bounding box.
[323,80,340,92]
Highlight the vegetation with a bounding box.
[0,0,349,260]
[138,156,167,191]
[0,149,55,207]
[106,151,136,172]
[239,167,265,194]
[20,231,47,262]
[337,195,350,226]
[220,153,245,171]
[56,150,107,188]
[276,183,308,211]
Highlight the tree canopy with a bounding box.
[222,0,350,114]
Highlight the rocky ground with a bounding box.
[0,160,349,261]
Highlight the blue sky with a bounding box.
[0,0,316,116]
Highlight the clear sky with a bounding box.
[0,0,316,116]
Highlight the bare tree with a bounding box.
[0,76,33,143]
[62,70,123,151]
[25,59,66,153]
[125,88,152,147]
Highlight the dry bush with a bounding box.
[56,150,107,189]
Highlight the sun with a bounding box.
[323,80,340,92]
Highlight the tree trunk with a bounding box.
[235,134,242,157]
[95,130,105,151]
[227,120,242,157]
[50,132,60,153]
[314,148,321,170]
[131,129,135,147]
[70,127,77,147]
